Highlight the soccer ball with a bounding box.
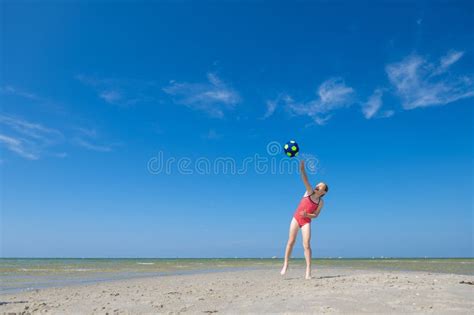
[283,140,299,157]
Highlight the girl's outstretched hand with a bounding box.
[299,159,313,195]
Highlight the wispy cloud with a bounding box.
[361,89,394,119]
[437,50,464,74]
[0,134,39,160]
[163,73,240,118]
[0,85,44,102]
[386,51,474,110]
[0,115,63,160]
[202,129,222,140]
[72,138,113,152]
[99,90,123,104]
[76,74,157,106]
[1,81,120,160]
[0,113,115,160]
[0,115,63,143]
[1,84,73,119]
[72,127,114,152]
[269,78,355,125]
[265,50,472,125]
[262,94,285,119]
[263,99,278,119]
[362,89,383,119]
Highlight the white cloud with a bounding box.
[361,89,395,120]
[0,85,43,102]
[72,137,113,152]
[202,129,222,140]
[99,90,122,104]
[163,72,240,118]
[0,115,64,160]
[362,89,383,119]
[0,134,39,160]
[76,74,155,106]
[74,127,98,138]
[0,115,62,144]
[1,82,119,159]
[281,78,355,124]
[72,127,114,152]
[262,94,287,119]
[380,110,395,118]
[312,115,332,126]
[0,113,114,160]
[437,50,464,74]
[386,52,474,110]
[317,79,354,109]
[266,50,472,124]
[263,99,278,118]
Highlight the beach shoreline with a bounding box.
[1,266,473,314]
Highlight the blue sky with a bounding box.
[1,1,473,258]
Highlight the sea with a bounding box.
[1,258,473,294]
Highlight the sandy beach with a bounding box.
[1,266,473,314]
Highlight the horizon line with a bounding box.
[1,257,473,260]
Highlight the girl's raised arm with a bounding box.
[299,160,313,195]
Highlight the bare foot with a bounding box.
[280,264,288,275]
[305,274,312,280]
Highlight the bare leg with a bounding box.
[281,217,300,275]
[301,223,312,279]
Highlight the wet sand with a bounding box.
[1,267,473,314]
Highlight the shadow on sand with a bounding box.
[283,275,344,280]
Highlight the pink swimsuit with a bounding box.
[293,193,320,227]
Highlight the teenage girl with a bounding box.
[280,160,328,279]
